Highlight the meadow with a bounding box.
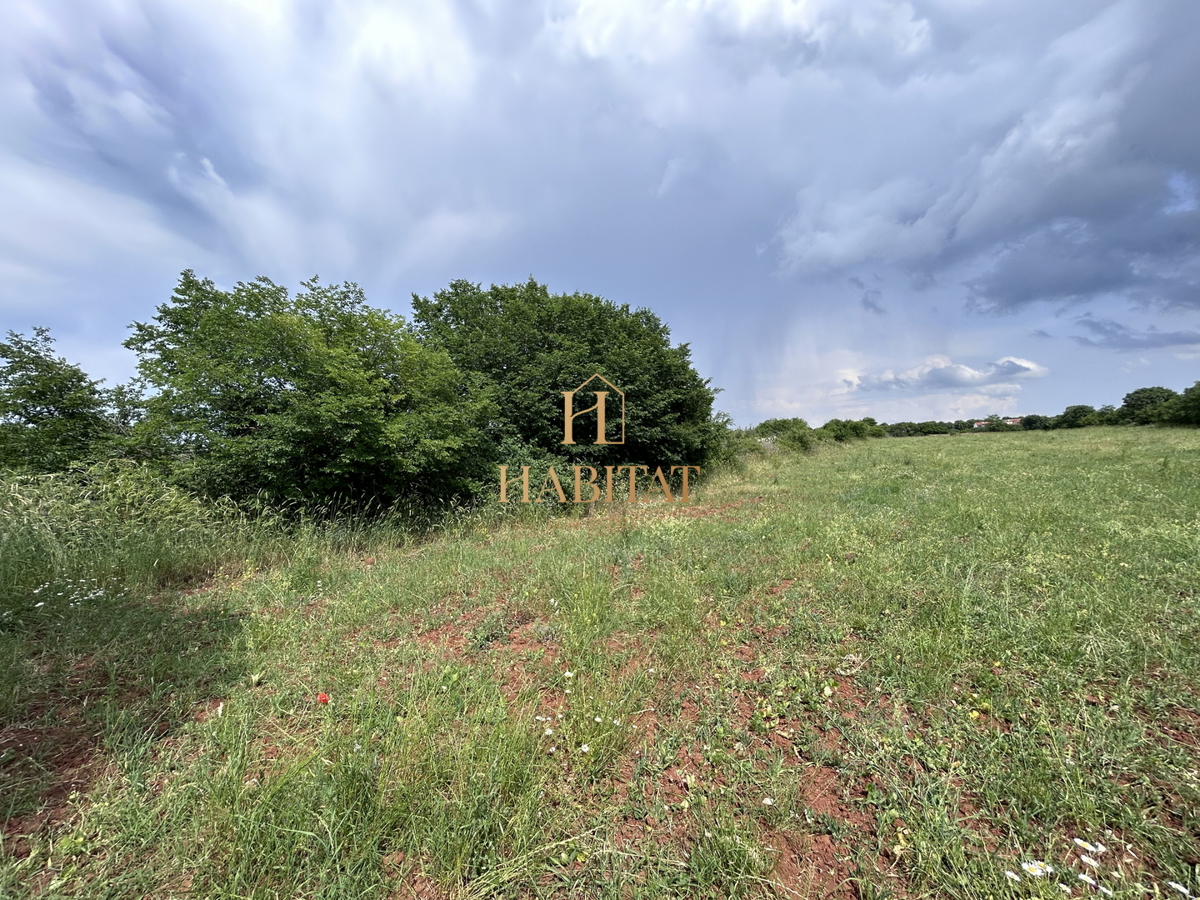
[1,428,1198,899]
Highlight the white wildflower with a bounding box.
[1078,873,1097,887]
[1073,839,1098,853]
[579,744,590,753]
[1004,871,1021,883]
[1022,861,1054,878]
[1080,855,1099,869]
[762,797,774,806]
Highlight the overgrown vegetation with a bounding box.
[3,273,1199,897]
[2,428,1198,899]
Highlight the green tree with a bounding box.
[750,417,816,451]
[126,271,494,507]
[1157,382,1200,426]
[1057,405,1098,428]
[817,418,887,442]
[0,327,113,472]
[410,278,723,472]
[1118,386,1178,424]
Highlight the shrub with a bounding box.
[125,272,494,508]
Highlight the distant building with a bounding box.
[973,421,988,428]
[1003,417,1022,426]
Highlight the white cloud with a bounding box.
[846,354,1049,393]
[545,0,931,64]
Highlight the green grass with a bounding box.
[2,428,1199,898]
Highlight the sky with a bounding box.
[1,0,1198,426]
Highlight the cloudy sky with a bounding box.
[2,0,1198,425]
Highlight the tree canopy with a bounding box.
[0,327,114,472]
[410,278,723,472]
[125,271,494,506]
[1118,386,1179,424]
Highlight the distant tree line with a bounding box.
[879,384,1199,437]
[0,272,724,511]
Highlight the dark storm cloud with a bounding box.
[1,0,1198,424]
[1072,316,1200,349]
[850,277,885,315]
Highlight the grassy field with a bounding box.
[2,428,1199,899]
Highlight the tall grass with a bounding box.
[0,462,274,606]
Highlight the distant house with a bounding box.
[973,420,988,429]
[1003,417,1022,426]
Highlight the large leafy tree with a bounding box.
[410,278,723,472]
[0,327,114,472]
[1058,404,1098,428]
[1158,381,1200,426]
[1118,386,1179,424]
[126,271,494,506]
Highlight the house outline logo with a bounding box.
[561,374,625,446]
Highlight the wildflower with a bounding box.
[1073,839,1099,853]
[34,602,44,608]
[594,716,602,723]
[1004,872,1022,882]
[579,744,590,753]
[544,728,554,736]
[548,746,556,754]
[1080,855,1100,869]
[1058,884,1071,894]
[317,692,330,704]
[1168,883,1192,897]
[1099,888,1113,897]
[612,718,621,725]
[563,671,574,678]
[1078,874,1097,887]
[762,797,775,806]
[1022,861,1054,878]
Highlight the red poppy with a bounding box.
[317,692,330,704]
